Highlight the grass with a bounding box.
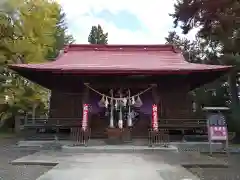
[0,129,16,139]
[231,144,240,147]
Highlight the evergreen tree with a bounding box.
[88,24,108,44]
[165,31,202,63]
[165,31,229,109]
[47,10,74,60]
[169,0,240,133]
[170,0,240,107]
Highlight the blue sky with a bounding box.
[92,9,144,32]
[57,0,198,44]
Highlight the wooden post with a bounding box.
[209,138,213,156]
[207,119,212,156]
[32,103,37,125]
[151,84,160,104]
[225,137,229,156]
[24,113,28,125]
[82,83,89,108]
[14,116,22,133]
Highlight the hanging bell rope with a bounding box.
[84,83,154,100]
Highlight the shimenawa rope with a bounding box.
[83,83,154,100]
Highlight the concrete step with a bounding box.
[25,134,70,141]
[61,144,179,153]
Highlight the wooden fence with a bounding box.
[16,116,207,146]
[158,118,206,129]
[148,129,170,147]
[70,127,91,146]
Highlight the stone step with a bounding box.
[158,165,200,180]
[25,134,70,141]
[61,145,178,153]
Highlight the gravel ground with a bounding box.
[0,138,53,180]
[176,143,240,179]
[1,137,240,180]
[187,153,240,180]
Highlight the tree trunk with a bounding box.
[228,69,239,107]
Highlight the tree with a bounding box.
[165,31,203,64]
[0,0,70,125]
[88,24,108,44]
[169,1,240,134]
[0,0,59,64]
[165,31,229,109]
[47,10,74,60]
[170,0,240,107]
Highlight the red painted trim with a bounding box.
[10,66,231,76]
[54,68,230,75]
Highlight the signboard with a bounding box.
[152,104,158,131]
[207,113,229,155]
[207,113,228,141]
[207,113,226,126]
[82,104,89,131]
[209,126,228,140]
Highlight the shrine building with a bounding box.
[9,44,232,141]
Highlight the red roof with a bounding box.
[9,44,231,75]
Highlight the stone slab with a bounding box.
[18,140,240,154]
[17,140,73,147]
[12,151,201,180]
[158,165,200,180]
[174,142,224,153]
[61,145,178,153]
[36,162,164,180]
[12,149,228,167]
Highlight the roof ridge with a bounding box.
[63,44,180,53]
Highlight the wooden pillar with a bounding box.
[151,84,160,104]
[82,83,89,106]
[151,84,160,116]
[32,103,37,124]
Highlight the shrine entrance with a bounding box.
[86,85,154,140]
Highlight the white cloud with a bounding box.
[57,0,197,44]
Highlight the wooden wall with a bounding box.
[49,92,83,119]
[158,86,194,119]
